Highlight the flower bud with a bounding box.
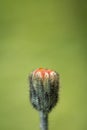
[29,68,59,113]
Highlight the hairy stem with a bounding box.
[39,111,48,130]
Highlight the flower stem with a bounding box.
[39,111,48,130]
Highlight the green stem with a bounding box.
[39,111,48,130]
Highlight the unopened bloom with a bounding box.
[29,68,59,113]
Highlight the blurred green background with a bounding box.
[0,0,87,130]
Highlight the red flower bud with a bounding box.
[29,68,59,113]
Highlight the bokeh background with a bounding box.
[0,0,87,130]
